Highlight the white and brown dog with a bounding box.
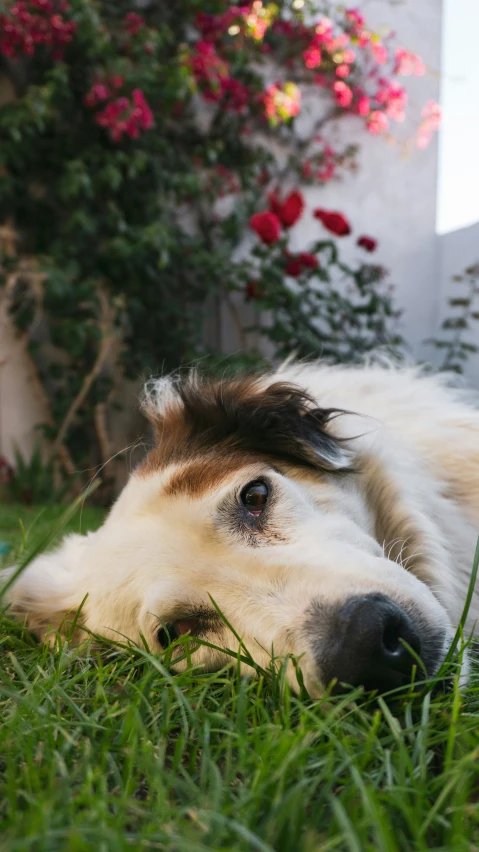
[4,362,479,695]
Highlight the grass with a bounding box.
[1,503,479,851]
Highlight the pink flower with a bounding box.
[0,0,76,59]
[131,89,154,130]
[422,100,441,126]
[372,43,388,64]
[376,80,407,122]
[221,77,250,112]
[303,44,322,69]
[336,64,350,78]
[88,87,154,142]
[412,55,426,76]
[395,47,426,77]
[417,100,441,148]
[314,17,333,42]
[190,40,230,102]
[333,81,353,108]
[357,95,370,116]
[302,161,313,179]
[344,9,365,29]
[330,34,350,51]
[84,81,111,107]
[123,12,145,36]
[317,161,335,182]
[357,29,371,48]
[417,134,430,150]
[367,110,389,135]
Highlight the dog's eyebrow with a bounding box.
[163,454,260,498]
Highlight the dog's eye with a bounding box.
[241,481,269,516]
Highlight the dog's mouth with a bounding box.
[152,599,464,699]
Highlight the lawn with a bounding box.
[0,502,478,851]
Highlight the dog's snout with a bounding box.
[321,593,424,694]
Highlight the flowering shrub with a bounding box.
[0,0,437,496]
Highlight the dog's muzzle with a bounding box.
[310,593,447,694]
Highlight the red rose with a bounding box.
[357,235,377,252]
[285,251,319,276]
[249,211,282,244]
[313,208,351,236]
[285,257,303,277]
[268,190,304,228]
[299,252,319,269]
[333,81,353,108]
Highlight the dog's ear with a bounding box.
[247,385,353,472]
[3,535,89,641]
[180,377,355,473]
[141,376,183,426]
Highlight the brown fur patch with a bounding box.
[139,374,351,494]
[163,453,261,497]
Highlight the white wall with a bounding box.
[437,0,479,234]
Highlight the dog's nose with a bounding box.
[321,593,422,693]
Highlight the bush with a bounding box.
[0,0,439,496]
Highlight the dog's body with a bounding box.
[5,362,479,695]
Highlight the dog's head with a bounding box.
[6,373,455,696]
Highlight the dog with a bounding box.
[4,361,479,696]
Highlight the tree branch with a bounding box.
[52,288,118,454]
